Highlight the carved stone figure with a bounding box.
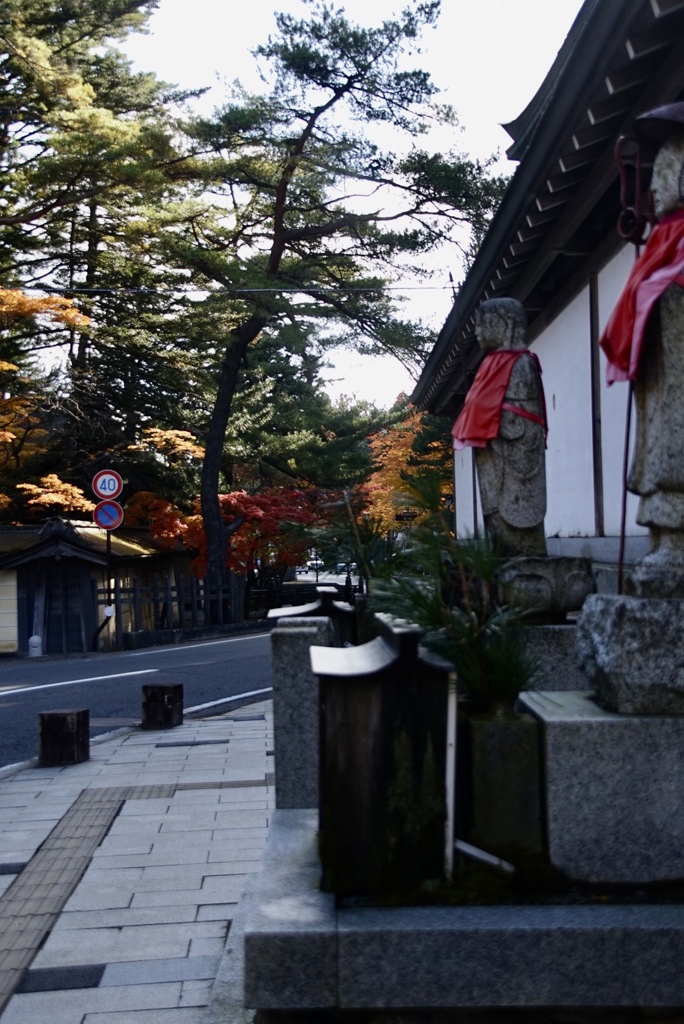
[627,136,684,596]
[578,103,684,711]
[452,297,547,558]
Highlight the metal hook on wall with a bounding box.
[615,135,652,245]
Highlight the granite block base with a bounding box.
[519,690,684,883]
[244,810,684,1011]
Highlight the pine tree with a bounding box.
[171,1,506,583]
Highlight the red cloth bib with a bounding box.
[451,349,545,449]
[600,207,684,383]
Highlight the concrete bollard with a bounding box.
[28,634,42,657]
[141,683,183,729]
[39,709,90,766]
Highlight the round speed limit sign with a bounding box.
[92,469,123,501]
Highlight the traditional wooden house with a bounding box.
[0,519,191,655]
[412,0,684,570]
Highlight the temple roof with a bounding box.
[412,0,684,415]
[0,519,177,569]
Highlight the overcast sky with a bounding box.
[124,0,586,407]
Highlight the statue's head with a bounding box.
[651,135,684,219]
[475,298,527,352]
[633,103,684,219]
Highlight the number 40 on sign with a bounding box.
[92,469,123,500]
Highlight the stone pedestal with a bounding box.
[518,690,684,883]
[576,592,684,713]
[498,555,594,621]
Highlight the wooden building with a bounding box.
[0,519,190,655]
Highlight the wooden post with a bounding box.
[152,574,161,628]
[312,619,452,898]
[190,575,199,628]
[216,582,224,626]
[141,684,183,729]
[133,577,142,631]
[164,576,174,628]
[177,576,186,630]
[203,576,210,626]
[39,709,90,766]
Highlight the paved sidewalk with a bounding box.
[0,699,274,1023]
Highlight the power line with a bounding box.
[19,284,454,296]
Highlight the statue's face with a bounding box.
[475,308,503,351]
[651,135,684,218]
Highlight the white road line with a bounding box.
[125,633,270,656]
[185,686,272,715]
[0,669,159,698]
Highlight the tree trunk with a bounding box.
[200,315,267,585]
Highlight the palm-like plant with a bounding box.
[369,472,536,706]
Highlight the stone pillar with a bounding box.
[270,616,335,809]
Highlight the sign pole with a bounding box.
[106,530,112,606]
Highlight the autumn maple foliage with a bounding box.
[125,487,327,578]
[16,475,95,517]
[0,289,90,332]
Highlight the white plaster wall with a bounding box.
[449,245,651,545]
[0,570,18,653]
[453,444,484,539]
[534,289,596,537]
[597,247,647,537]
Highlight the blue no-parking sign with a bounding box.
[93,499,124,531]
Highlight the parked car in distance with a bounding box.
[335,561,357,574]
[306,558,324,572]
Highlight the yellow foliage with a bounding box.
[16,475,95,514]
[0,394,50,475]
[366,408,450,532]
[0,288,90,331]
[366,411,423,531]
[127,428,204,461]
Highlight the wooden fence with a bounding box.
[93,574,242,649]
[92,573,359,648]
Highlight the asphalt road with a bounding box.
[0,631,273,769]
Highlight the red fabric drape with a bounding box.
[600,207,684,383]
[451,349,544,449]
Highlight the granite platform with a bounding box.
[244,808,684,1011]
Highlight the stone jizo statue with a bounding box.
[452,297,548,558]
[600,109,684,596]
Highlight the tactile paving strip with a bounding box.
[0,784,175,1014]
